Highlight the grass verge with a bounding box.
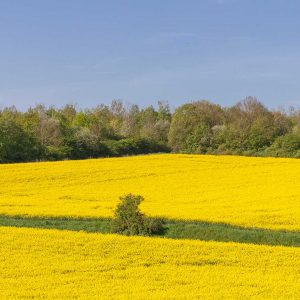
[0,215,299,247]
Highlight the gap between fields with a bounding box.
[0,215,299,247]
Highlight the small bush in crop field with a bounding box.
[112,194,163,236]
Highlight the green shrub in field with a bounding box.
[112,194,163,236]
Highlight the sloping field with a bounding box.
[0,226,299,299]
[1,154,300,231]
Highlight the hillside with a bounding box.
[1,154,300,231]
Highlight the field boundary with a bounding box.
[0,214,299,247]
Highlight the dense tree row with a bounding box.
[169,97,300,157]
[0,101,171,163]
[1,97,300,163]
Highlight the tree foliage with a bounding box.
[1,97,300,163]
[111,194,163,236]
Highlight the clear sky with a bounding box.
[0,0,300,110]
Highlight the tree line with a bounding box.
[1,97,300,163]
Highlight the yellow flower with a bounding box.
[1,154,300,230]
[0,227,299,299]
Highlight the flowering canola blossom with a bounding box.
[1,154,300,230]
[0,227,299,299]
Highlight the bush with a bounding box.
[271,133,300,152]
[111,194,163,236]
[104,138,170,157]
[261,133,300,158]
[43,145,70,161]
[0,118,43,163]
[64,130,112,160]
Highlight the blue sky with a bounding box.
[0,0,300,110]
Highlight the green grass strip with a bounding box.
[0,215,299,247]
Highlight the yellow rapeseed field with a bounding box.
[1,154,300,230]
[0,226,299,299]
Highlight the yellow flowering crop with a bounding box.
[0,226,299,299]
[1,154,300,230]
